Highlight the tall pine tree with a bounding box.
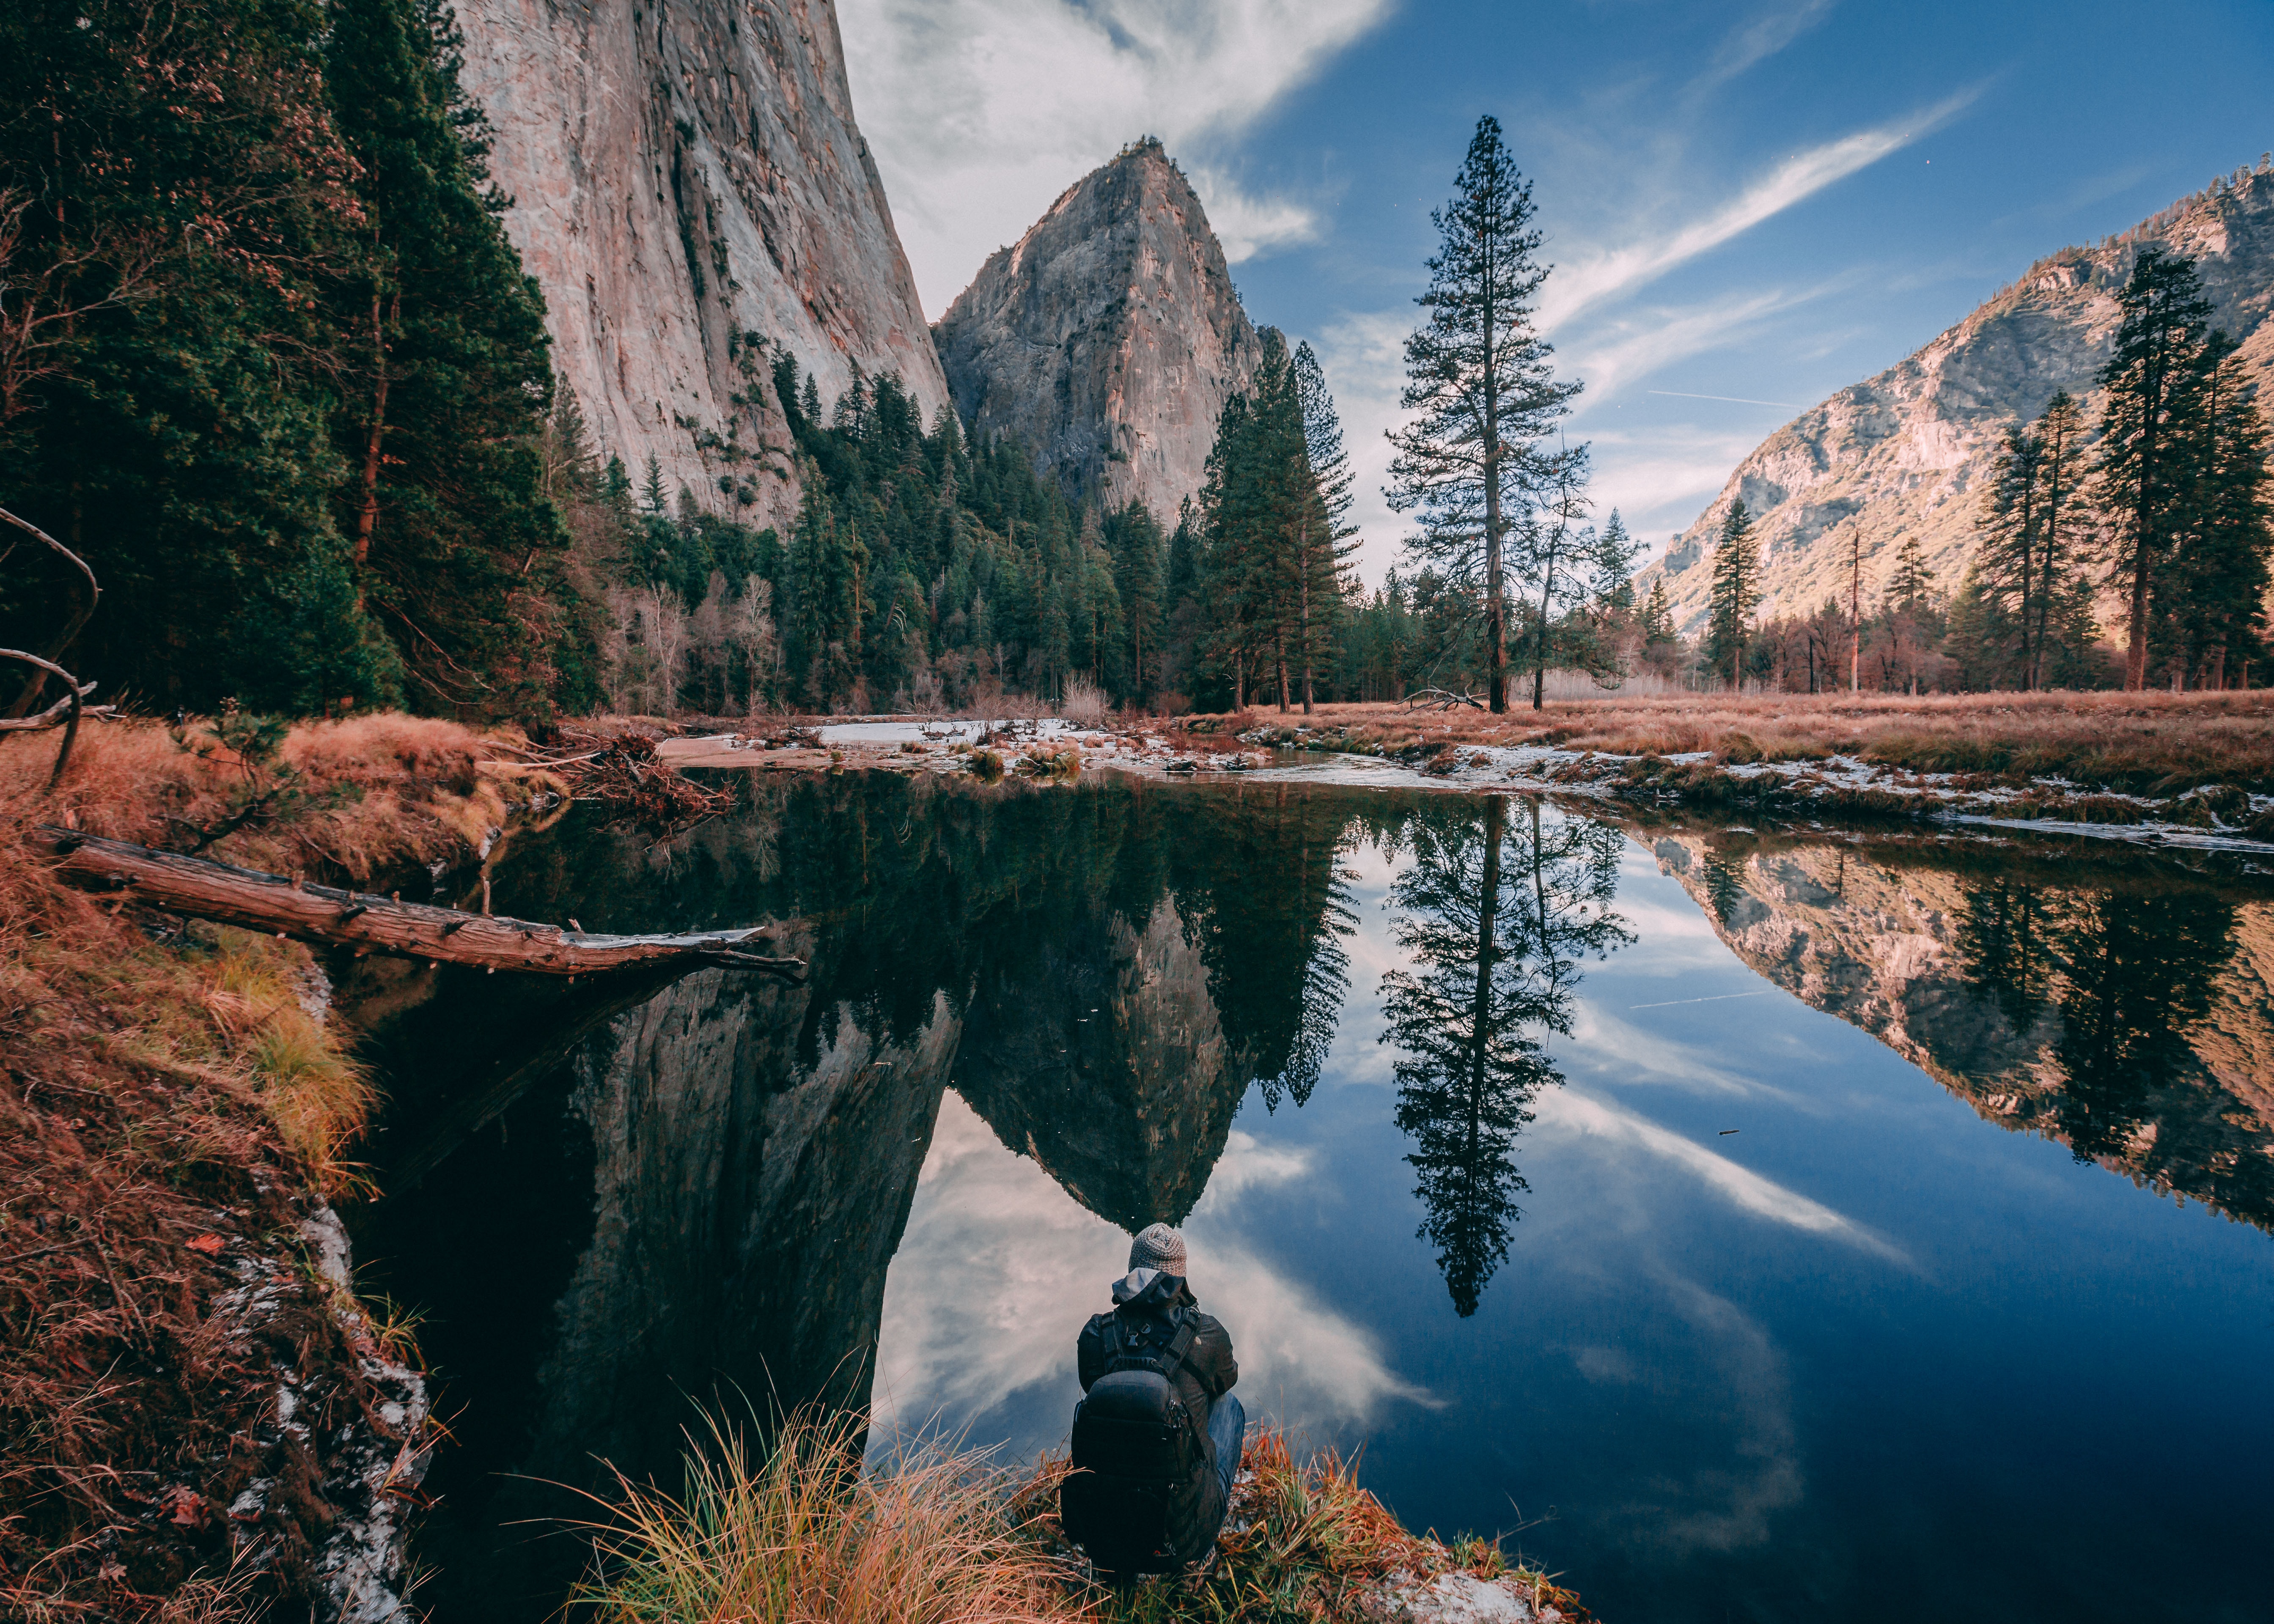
[1387,115,1579,713]
[2094,247,2214,690]
[1704,500,1762,689]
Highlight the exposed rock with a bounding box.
[529,956,955,1483]
[934,138,1263,522]
[1648,830,2274,1228]
[455,0,950,529]
[1646,160,2274,634]
[955,893,1253,1231]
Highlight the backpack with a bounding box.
[1060,1302,1217,1572]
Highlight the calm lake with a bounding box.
[343,773,2274,1623]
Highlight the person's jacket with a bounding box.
[1076,1271,1238,1451]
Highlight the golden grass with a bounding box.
[579,1411,1593,1624]
[1229,691,2274,792]
[0,708,535,1618]
[15,710,528,880]
[577,1406,1086,1624]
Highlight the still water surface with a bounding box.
[345,775,2274,1622]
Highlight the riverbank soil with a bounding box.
[1247,691,2274,787]
[1220,691,2274,837]
[0,715,548,1619]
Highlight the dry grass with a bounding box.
[1221,691,2274,793]
[577,1406,1086,1624]
[27,710,527,880]
[579,1412,1593,1624]
[0,709,533,1619]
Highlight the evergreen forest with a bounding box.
[6,26,2271,726]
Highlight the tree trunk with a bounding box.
[2125,550,2151,691]
[32,828,806,982]
[1849,531,1862,693]
[1531,547,1553,711]
[1299,562,1314,715]
[353,290,398,571]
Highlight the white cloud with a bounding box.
[839,0,1392,314]
[1536,1089,1911,1267]
[871,1092,1431,1448]
[1574,425,1768,553]
[1695,0,1837,93]
[1540,89,1982,330]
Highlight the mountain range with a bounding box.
[451,3,2274,621]
[1645,162,2274,635]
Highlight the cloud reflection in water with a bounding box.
[872,1092,1431,1457]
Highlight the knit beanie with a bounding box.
[1128,1223,1187,1277]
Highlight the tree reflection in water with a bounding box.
[1379,798,1633,1315]
[1956,878,2239,1165]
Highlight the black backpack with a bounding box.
[1060,1304,1217,1572]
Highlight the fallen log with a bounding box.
[31,827,806,983]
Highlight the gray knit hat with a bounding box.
[1128,1223,1187,1277]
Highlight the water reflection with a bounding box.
[1653,831,2274,1230]
[1382,797,1634,1313]
[338,777,2274,1623]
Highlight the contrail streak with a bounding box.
[1647,390,1803,409]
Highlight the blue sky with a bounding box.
[842,0,2274,580]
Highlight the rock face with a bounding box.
[1647,830,2274,1230]
[955,894,1254,1231]
[454,0,950,529]
[933,139,1263,522]
[1645,161,2274,635]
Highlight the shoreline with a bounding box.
[651,697,2274,860]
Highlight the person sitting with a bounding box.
[1060,1223,1243,1578]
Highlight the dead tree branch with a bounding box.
[31,828,807,983]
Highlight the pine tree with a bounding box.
[324,0,564,715]
[1387,115,1580,713]
[1973,425,2045,684]
[1594,510,1640,613]
[2031,391,2091,689]
[1888,531,1934,612]
[2094,247,2215,690]
[1290,340,1360,713]
[1704,500,1762,689]
[1101,502,1166,702]
[1519,443,1592,708]
[1640,575,1676,650]
[2154,335,2274,686]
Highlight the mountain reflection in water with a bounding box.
[341,776,2274,1624]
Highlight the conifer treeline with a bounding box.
[1717,247,2274,696]
[2,0,580,717]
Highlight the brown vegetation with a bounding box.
[577,1406,1591,1624]
[1218,691,2274,793]
[0,712,543,1619]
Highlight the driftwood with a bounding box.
[1405,687,1487,712]
[31,827,806,983]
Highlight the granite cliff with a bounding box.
[933,139,1263,523]
[1647,159,2274,635]
[1647,829,2274,1230]
[453,0,949,529]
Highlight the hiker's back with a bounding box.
[1062,1227,1243,1577]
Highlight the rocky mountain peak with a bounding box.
[454,0,949,532]
[933,138,1264,523]
[1645,159,2274,634]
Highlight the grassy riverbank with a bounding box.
[0,714,540,1618]
[1217,692,2274,836]
[578,1407,1590,1624]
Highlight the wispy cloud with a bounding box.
[1540,89,1983,329]
[1560,286,1815,401]
[871,1093,1430,1452]
[839,0,1391,313]
[1695,0,1838,93]
[1538,1089,1912,1266]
